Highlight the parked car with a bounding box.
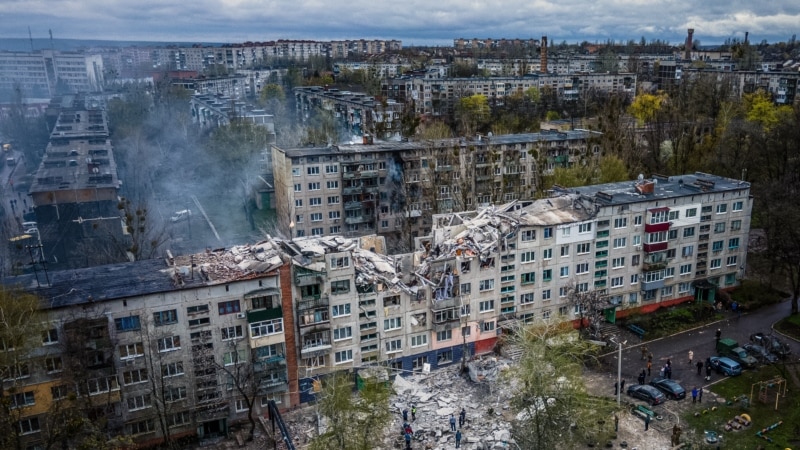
[626,384,666,405]
[750,332,792,359]
[709,356,742,376]
[649,377,686,400]
[742,343,779,364]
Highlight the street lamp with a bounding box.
[610,337,627,405]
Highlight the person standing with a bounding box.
[620,379,625,392]
[641,345,648,360]
[647,360,652,376]
[404,432,412,449]
[614,414,619,432]
[411,405,417,421]
[455,430,462,448]
[645,414,651,431]
[698,388,703,403]
[403,408,409,422]
[449,414,456,431]
[715,329,722,342]
[696,360,703,375]
[459,408,466,428]
[614,381,619,395]
[691,387,698,403]
[706,361,713,381]
[688,350,694,366]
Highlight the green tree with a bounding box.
[506,321,617,449]
[456,94,490,135]
[743,89,793,132]
[308,370,392,450]
[597,154,630,183]
[259,84,286,104]
[628,91,667,125]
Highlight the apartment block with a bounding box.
[0,50,104,101]
[271,131,601,246]
[294,87,405,139]
[2,244,290,448]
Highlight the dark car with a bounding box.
[709,356,742,376]
[743,343,779,364]
[750,332,792,359]
[649,377,687,400]
[626,384,666,405]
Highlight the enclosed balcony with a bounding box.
[343,185,363,195]
[297,294,329,312]
[294,267,325,286]
[300,330,332,356]
[298,308,329,328]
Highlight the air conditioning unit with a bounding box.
[236,313,246,319]
[634,245,642,250]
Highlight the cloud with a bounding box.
[1,0,798,45]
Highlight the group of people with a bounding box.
[401,405,465,448]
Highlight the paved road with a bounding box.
[602,298,799,389]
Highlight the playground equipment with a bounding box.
[750,377,787,411]
[723,413,751,432]
[755,421,783,443]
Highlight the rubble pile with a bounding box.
[164,240,285,285]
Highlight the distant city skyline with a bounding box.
[1,0,798,48]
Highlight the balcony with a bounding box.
[298,309,329,327]
[343,186,363,195]
[364,186,380,194]
[301,337,332,356]
[343,172,357,179]
[294,267,325,286]
[436,165,454,172]
[596,230,610,238]
[260,375,289,392]
[644,222,670,232]
[345,215,367,225]
[641,278,665,291]
[297,295,329,312]
[247,308,282,323]
[253,355,287,372]
[345,201,362,210]
[642,261,667,271]
[361,170,378,178]
[643,242,668,253]
[476,174,493,181]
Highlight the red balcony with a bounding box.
[643,242,668,253]
[644,222,670,232]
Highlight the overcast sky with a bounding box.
[1,0,798,47]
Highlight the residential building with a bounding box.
[271,130,602,246]
[2,244,290,448]
[0,50,105,101]
[294,87,405,139]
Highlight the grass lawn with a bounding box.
[681,364,800,449]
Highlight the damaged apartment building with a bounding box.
[1,171,752,447]
[271,130,602,251]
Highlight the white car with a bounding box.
[170,210,191,222]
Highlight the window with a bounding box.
[293,183,301,192]
[327,180,339,189]
[560,245,570,257]
[332,303,351,317]
[310,213,322,222]
[576,263,589,274]
[650,210,668,224]
[10,391,35,408]
[411,334,427,347]
[668,210,680,221]
[542,289,551,300]
[727,255,738,266]
[482,321,495,332]
[716,204,727,214]
[385,339,402,353]
[634,215,643,225]
[543,248,552,259]
[308,197,321,206]
[307,166,320,175]
[334,349,353,364]
[44,356,62,373]
[41,328,58,345]
[87,376,118,395]
[632,254,640,266]
[223,349,246,366]
[560,266,569,277]
[331,280,351,295]
[614,217,627,228]
[308,182,320,190]
[633,235,641,246]
[333,326,352,341]
[712,241,723,252]
[647,231,667,243]
[683,227,695,238]
[250,318,284,337]
[521,272,536,284]
[500,274,515,283]
[437,330,452,341]
[612,237,626,248]
[384,317,402,331]
[325,165,338,174]
[479,279,495,291]
[728,238,740,250]
[330,226,341,234]
[578,223,592,233]
[327,196,340,205]
[187,305,209,314]
[129,419,155,435]
[731,201,743,211]
[710,259,722,269]
[51,384,70,400]
[520,251,535,263]
[438,350,453,364]
[661,286,673,297]
[127,394,152,411]
[123,369,148,385]
[188,317,210,327]
[520,293,534,304]
[576,243,591,254]
[612,257,625,268]
[680,264,692,275]
[114,315,141,332]
[158,336,181,352]
[164,386,187,402]
[561,227,571,237]
[611,276,624,288]
[295,214,303,224]
[18,417,40,435]
[543,227,553,238]
[479,300,495,312]
[682,245,694,257]
[295,199,303,208]
[331,256,350,268]
[162,362,184,377]
[154,309,178,326]
[521,230,536,241]
[631,274,639,284]
[679,282,692,294]
[120,342,144,359]
[328,211,342,221]
[714,222,726,233]
[731,220,742,231]
[218,301,240,315]
[292,168,300,177]
[668,229,678,240]
[460,282,471,294]
[222,325,244,340]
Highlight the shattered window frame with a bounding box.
[330,256,350,269]
[331,280,351,295]
[520,293,534,304]
[481,321,495,333]
[520,230,536,241]
[437,350,453,364]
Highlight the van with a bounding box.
[709,357,742,376]
[716,338,757,368]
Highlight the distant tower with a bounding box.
[540,36,548,73]
[744,31,749,44]
[685,28,694,61]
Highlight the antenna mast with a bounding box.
[28,26,34,51]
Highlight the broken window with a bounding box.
[383,295,400,307]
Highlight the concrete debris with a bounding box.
[164,239,285,285]
[466,356,509,383]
